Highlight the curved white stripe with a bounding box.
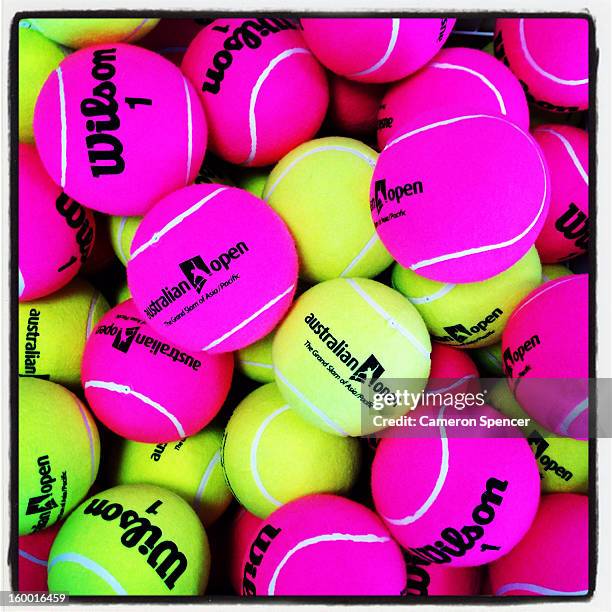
[49,552,127,594]
[350,19,400,77]
[482,349,502,369]
[340,233,383,278]
[559,398,588,436]
[182,77,194,183]
[512,275,576,319]
[194,450,221,511]
[56,67,67,188]
[115,217,129,264]
[240,360,274,370]
[496,582,588,596]
[73,396,97,482]
[345,279,430,360]
[19,550,47,567]
[428,374,477,394]
[407,283,455,305]
[122,18,150,43]
[86,291,101,338]
[519,19,588,86]
[536,127,588,185]
[18,268,25,297]
[246,48,311,165]
[84,380,185,437]
[268,533,390,595]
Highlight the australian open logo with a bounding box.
[179,256,210,293]
[112,325,140,353]
[349,354,386,384]
[370,178,424,215]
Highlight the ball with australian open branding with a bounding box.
[272,278,431,437]
[391,247,542,349]
[127,183,298,353]
[81,299,233,443]
[33,43,207,216]
[47,484,210,595]
[181,18,328,166]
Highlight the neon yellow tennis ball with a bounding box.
[18,278,109,388]
[113,428,232,527]
[541,263,573,282]
[222,383,361,518]
[236,168,269,198]
[392,246,541,349]
[19,377,100,535]
[472,342,504,376]
[263,137,393,282]
[47,484,209,595]
[29,18,160,48]
[108,215,142,267]
[236,330,275,384]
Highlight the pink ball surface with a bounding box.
[494,18,588,112]
[230,508,264,594]
[301,18,456,83]
[127,184,298,353]
[19,143,95,301]
[502,274,588,439]
[533,125,589,263]
[241,494,406,596]
[371,404,540,567]
[405,562,482,596]
[371,114,550,282]
[34,43,206,216]
[378,47,530,149]
[181,18,328,166]
[18,523,60,592]
[489,494,588,596]
[82,299,233,442]
[426,343,480,399]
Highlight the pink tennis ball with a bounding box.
[241,494,407,596]
[19,143,95,301]
[127,184,298,353]
[405,562,482,596]
[82,299,233,442]
[229,508,264,594]
[429,343,479,382]
[33,43,206,216]
[494,18,588,112]
[533,125,589,263]
[181,18,328,166]
[377,47,530,149]
[502,275,588,439]
[371,404,541,567]
[371,114,550,282]
[18,523,60,592]
[301,18,456,83]
[489,494,588,596]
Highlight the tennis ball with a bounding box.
[263,137,392,282]
[502,274,588,439]
[236,169,269,198]
[47,484,209,595]
[273,278,431,436]
[301,18,456,83]
[19,144,96,301]
[229,509,263,594]
[18,27,64,143]
[82,300,232,442]
[541,263,573,281]
[533,125,589,263]
[427,343,480,400]
[19,278,110,388]
[378,47,529,149]
[240,494,407,595]
[108,215,142,266]
[371,114,550,283]
[18,523,60,592]
[472,343,503,376]
[222,383,362,518]
[113,428,232,526]
[34,44,206,216]
[371,403,540,566]
[236,330,275,384]
[494,18,588,112]
[182,18,328,166]
[489,494,588,596]
[29,18,160,48]
[82,213,117,274]
[19,377,100,536]
[127,184,298,353]
[405,562,482,596]
[391,247,542,348]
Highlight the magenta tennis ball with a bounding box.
[127,183,298,353]
[405,562,482,596]
[18,523,60,592]
[371,114,550,283]
[33,43,206,215]
[82,299,233,442]
[181,18,328,166]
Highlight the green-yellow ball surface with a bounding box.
[236,330,275,384]
[108,216,142,266]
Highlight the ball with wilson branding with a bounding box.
[229,508,263,594]
[127,184,298,353]
[34,44,206,215]
[404,562,482,596]
[18,523,60,592]
[181,18,328,166]
[81,299,233,442]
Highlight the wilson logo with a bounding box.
[242,523,282,595]
[555,203,589,253]
[370,178,424,215]
[55,193,94,271]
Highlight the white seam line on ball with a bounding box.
[116,216,129,264]
[18,550,47,567]
[484,350,501,368]
[350,18,400,77]
[122,18,150,42]
[84,380,186,438]
[536,127,588,184]
[194,450,221,511]
[345,279,430,360]
[48,553,127,595]
[18,269,25,297]
[246,48,311,165]
[182,76,194,183]
[240,360,274,370]
[511,275,576,320]
[431,62,507,115]
[496,583,588,596]
[202,284,295,351]
[73,396,96,482]
[519,19,588,86]
[559,398,588,436]
[428,374,477,395]
[407,283,456,305]
[56,67,68,188]
[130,187,228,258]
[340,233,383,278]
[86,291,101,338]
[274,368,348,436]
[250,405,290,508]
[267,533,390,595]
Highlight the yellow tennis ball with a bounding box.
[221,383,361,518]
[263,137,393,282]
[541,263,573,282]
[472,342,504,376]
[236,168,269,198]
[236,330,275,384]
[392,247,541,349]
[108,215,142,267]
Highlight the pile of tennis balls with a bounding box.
[18,15,589,598]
